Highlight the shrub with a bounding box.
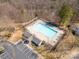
[0,46,4,54]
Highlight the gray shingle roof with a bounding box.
[32,37,42,46]
[72,54,79,59]
[0,41,38,59]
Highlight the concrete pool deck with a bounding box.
[25,19,65,47]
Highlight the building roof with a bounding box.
[32,36,42,46]
[0,41,39,59]
[73,54,79,59]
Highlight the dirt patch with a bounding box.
[8,28,23,44]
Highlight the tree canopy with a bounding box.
[59,4,75,27]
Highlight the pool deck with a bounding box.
[25,19,65,47]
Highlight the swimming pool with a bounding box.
[32,23,57,38]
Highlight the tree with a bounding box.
[0,46,4,54]
[59,4,75,27]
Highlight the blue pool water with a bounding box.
[33,23,57,38]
